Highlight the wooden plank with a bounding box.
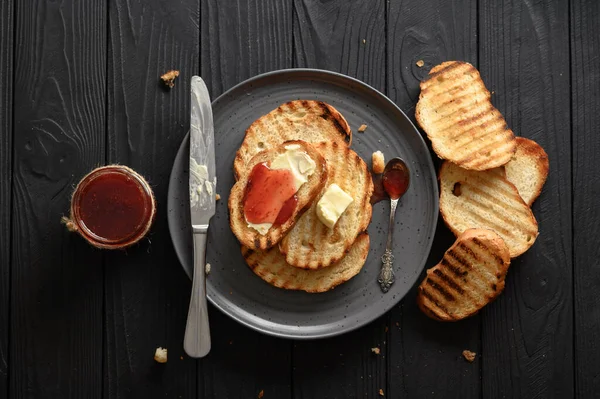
[10,0,105,397]
[104,1,199,398]
[572,0,600,396]
[479,1,573,397]
[387,1,480,397]
[199,1,293,398]
[201,0,293,96]
[0,0,13,396]
[292,1,388,398]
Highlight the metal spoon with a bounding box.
[378,158,410,293]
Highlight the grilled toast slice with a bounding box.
[228,140,327,250]
[242,233,370,293]
[233,100,351,179]
[439,161,538,257]
[415,61,516,170]
[504,137,549,206]
[279,141,373,269]
[417,229,511,321]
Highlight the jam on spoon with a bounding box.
[378,158,410,293]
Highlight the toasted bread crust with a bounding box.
[233,100,352,179]
[416,61,516,171]
[242,233,370,293]
[228,140,327,250]
[279,141,374,269]
[504,137,549,206]
[439,161,538,258]
[417,229,511,321]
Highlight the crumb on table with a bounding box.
[462,349,476,362]
[371,347,381,355]
[358,124,368,133]
[416,59,425,67]
[258,390,264,399]
[154,347,167,363]
[161,70,180,88]
[205,262,211,275]
[379,388,384,396]
[216,193,221,201]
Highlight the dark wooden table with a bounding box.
[0,0,597,398]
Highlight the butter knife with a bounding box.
[184,76,216,358]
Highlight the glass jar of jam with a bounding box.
[66,165,156,249]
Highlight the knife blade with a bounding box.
[184,76,214,358]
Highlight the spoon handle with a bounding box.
[379,198,399,293]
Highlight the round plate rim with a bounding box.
[167,68,439,340]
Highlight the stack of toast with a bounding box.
[228,100,374,293]
[415,61,549,320]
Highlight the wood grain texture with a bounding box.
[201,0,293,97]
[10,0,106,397]
[387,1,481,397]
[105,0,199,397]
[292,1,387,398]
[0,0,13,396]
[293,0,386,91]
[572,0,600,396]
[479,1,573,398]
[199,1,293,398]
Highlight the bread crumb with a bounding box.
[379,388,384,396]
[371,347,381,355]
[215,193,221,201]
[462,349,476,362]
[154,347,167,363]
[161,70,179,88]
[358,124,368,132]
[362,39,366,44]
[258,390,264,399]
[205,263,211,275]
[372,151,385,174]
[416,59,425,67]
[180,356,183,360]
[385,326,388,333]
[395,322,399,327]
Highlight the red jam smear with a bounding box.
[76,170,151,242]
[383,168,409,199]
[244,163,298,225]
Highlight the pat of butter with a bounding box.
[247,222,271,235]
[316,184,353,229]
[270,144,316,188]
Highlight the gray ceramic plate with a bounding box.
[167,69,438,339]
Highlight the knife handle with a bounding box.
[184,231,211,358]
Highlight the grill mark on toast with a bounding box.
[451,243,495,292]
[317,102,350,144]
[466,173,521,200]
[472,237,505,265]
[460,133,515,162]
[433,269,465,295]
[426,278,455,301]
[440,258,468,277]
[440,109,500,138]
[420,288,451,318]
[446,126,508,159]
[447,116,507,147]
[427,95,491,124]
[447,193,516,237]
[428,61,467,79]
[456,243,481,263]
[462,183,532,219]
